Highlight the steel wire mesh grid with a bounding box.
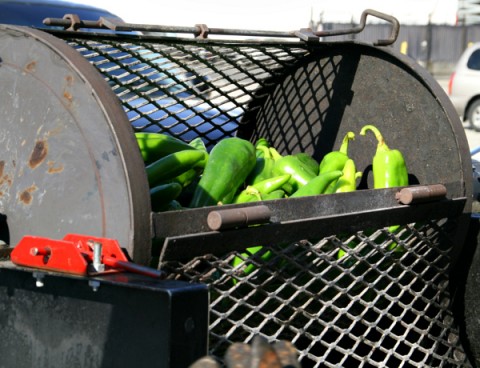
[160,220,471,367]
[66,36,309,149]
[60,35,472,366]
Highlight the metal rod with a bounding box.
[42,9,400,45]
[395,184,447,205]
[207,205,272,231]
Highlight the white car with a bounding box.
[448,42,480,130]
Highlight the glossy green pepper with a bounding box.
[232,186,262,204]
[294,152,319,175]
[146,149,207,187]
[247,146,276,185]
[189,137,256,207]
[290,170,343,198]
[269,146,283,161]
[319,131,355,174]
[361,124,408,254]
[135,132,197,164]
[272,154,317,193]
[255,138,270,149]
[332,159,362,193]
[252,174,291,195]
[262,189,285,200]
[231,173,291,280]
[319,131,355,193]
[150,182,183,212]
[360,124,408,188]
[233,174,290,203]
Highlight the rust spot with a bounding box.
[63,91,73,104]
[0,161,5,178]
[24,61,36,73]
[18,185,37,205]
[65,75,74,86]
[0,174,11,187]
[47,161,64,174]
[29,140,48,169]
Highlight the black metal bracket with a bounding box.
[43,8,399,45]
[152,183,466,261]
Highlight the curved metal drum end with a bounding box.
[0,25,151,264]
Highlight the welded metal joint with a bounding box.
[62,14,82,31]
[194,24,210,39]
[293,28,320,43]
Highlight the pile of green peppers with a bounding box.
[136,125,409,271]
[136,124,409,212]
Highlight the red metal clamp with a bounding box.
[10,234,164,278]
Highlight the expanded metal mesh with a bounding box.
[66,35,309,149]
[160,220,470,367]
[57,33,472,366]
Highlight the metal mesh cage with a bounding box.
[161,220,470,367]
[67,35,309,148]
[49,28,473,367]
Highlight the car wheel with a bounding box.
[468,99,480,131]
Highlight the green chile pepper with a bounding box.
[146,150,207,187]
[231,173,290,280]
[272,155,317,193]
[188,137,208,152]
[233,186,262,204]
[332,159,362,194]
[233,174,290,203]
[319,131,355,193]
[360,124,408,188]
[360,124,408,253]
[135,132,196,164]
[231,185,270,280]
[234,170,341,281]
[261,189,285,200]
[256,138,270,149]
[150,182,183,212]
[269,147,283,161]
[172,167,202,188]
[247,146,276,185]
[294,152,319,175]
[232,245,270,281]
[252,174,291,195]
[290,170,343,198]
[319,131,355,174]
[189,137,256,207]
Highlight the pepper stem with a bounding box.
[339,131,355,155]
[360,124,390,150]
[269,147,283,161]
[257,145,271,159]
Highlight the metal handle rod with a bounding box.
[313,9,400,46]
[207,205,272,231]
[43,9,400,45]
[103,257,166,279]
[395,184,447,205]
